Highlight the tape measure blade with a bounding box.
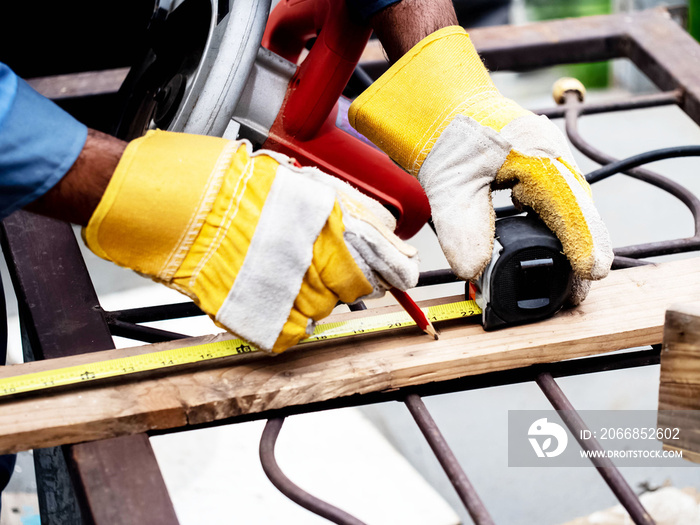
[0,299,482,398]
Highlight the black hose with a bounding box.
[586,145,700,184]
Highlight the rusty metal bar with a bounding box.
[535,372,655,525]
[0,212,179,525]
[404,394,495,525]
[534,90,682,120]
[105,301,203,323]
[260,418,367,525]
[260,403,493,525]
[471,11,625,70]
[471,8,700,126]
[559,91,700,261]
[108,319,189,343]
[101,266,460,335]
[563,93,700,231]
[622,9,700,126]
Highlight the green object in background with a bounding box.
[690,0,700,41]
[525,0,612,89]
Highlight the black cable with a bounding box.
[586,145,700,184]
[495,145,700,217]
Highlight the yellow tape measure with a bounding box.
[0,300,481,398]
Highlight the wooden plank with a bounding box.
[658,302,700,463]
[0,257,699,454]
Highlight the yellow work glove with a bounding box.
[349,27,613,303]
[84,130,419,352]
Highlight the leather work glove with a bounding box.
[349,27,613,303]
[84,130,419,352]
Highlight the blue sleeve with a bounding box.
[0,63,88,218]
[346,0,400,20]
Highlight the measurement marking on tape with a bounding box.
[0,300,481,398]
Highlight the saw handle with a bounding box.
[261,0,432,240]
[262,0,371,139]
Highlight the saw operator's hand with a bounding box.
[349,27,613,303]
[84,130,419,352]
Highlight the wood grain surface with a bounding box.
[1,257,699,454]
[658,301,700,463]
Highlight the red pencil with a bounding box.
[390,288,439,340]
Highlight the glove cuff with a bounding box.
[84,130,234,280]
[349,26,528,176]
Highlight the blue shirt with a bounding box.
[347,0,400,20]
[0,63,87,218]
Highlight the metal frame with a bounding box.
[0,214,179,524]
[3,6,700,524]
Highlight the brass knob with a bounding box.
[552,77,586,105]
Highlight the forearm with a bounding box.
[25,129,126,226]
[369,0,458,63]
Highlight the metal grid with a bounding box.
[2,6,700,524]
